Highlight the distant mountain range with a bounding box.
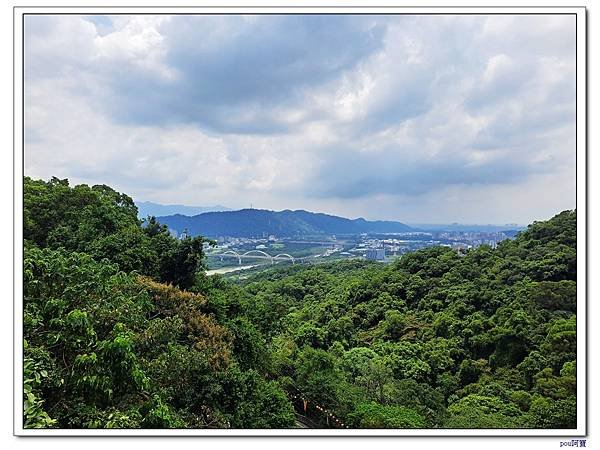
[136,201,231,218]
[156,208,414,238]
[409,223,525,233]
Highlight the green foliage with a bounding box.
[527,281,576,312]
[211,368,295,428]
[23,245,290,429]
[295,346,344,408]
[445,394,524,428]
[233,209,577,429]
[24,177,207,288]
[527,395,577,428]
[347,402,425,428]
[140,396,186,428]
[22,178,577,430]
[23,345,57,428]
[226,317,269,372]
[458,359,489,386]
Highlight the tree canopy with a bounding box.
[23,177,577,429]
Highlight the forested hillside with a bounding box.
[23,177,577,429]
[156,208,413,238]
[23,177,293,428]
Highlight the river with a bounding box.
[205,265,258,275]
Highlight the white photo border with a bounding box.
[13,4,587,437]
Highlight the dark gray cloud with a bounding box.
[93,15,387,134]
[304,139,559,199]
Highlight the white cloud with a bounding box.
[24,14,576,224]
[93,16,177,80]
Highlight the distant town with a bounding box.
[139,202,523,277]
[199,229,520,276]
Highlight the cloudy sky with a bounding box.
[24,14,576,224]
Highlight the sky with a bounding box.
[24,14,576,224]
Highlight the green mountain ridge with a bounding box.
[156,208,414,238]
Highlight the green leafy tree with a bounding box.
[347,402,425,428]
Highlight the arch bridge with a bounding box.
[210,250,295,265]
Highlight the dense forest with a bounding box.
[23,176,577,429]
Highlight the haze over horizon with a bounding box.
[24,15,576,224]
[135,199,526,227]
